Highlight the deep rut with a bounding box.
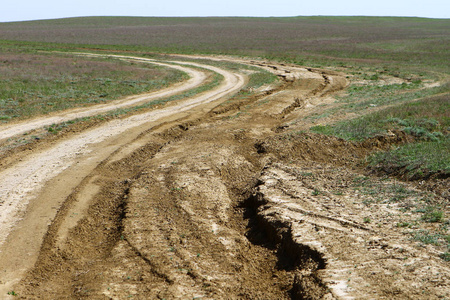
[0,55,348,299]
[16,128,296,299]
[0,54,245,296]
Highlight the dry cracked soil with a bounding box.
[0,54,448,299]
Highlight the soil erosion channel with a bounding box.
[1,54,447,299]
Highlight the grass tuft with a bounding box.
[441,252,450,261]
[368,137,450,179]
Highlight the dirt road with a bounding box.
[0,54,244,296]
[0,54,448,299]
[0,54,212,141]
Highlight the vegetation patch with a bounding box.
[310,89,449,179]
[368,137,450,179]
[312,85,449,140]
[102,70,223,118]
[0,52,186,121]
[337,82,448,113]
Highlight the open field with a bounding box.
[1,16,449,72]
[0,16,449,299]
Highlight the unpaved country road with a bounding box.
[1,53,448,299]
[0,54,209,141]
[0,54,336,299]
[0,54,245,295]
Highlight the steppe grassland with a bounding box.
[1,17,448,73]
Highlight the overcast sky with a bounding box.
[1,0,449,22]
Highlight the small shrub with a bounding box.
[404,126,427,138]
[421,209,444,223]
[370,74,379,81]
[386,117,409,127]
[440,252,450,261]
[397,222,413,228]
[312,189,321,196]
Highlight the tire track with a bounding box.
[0,54,207,142]
[0,55,245,295]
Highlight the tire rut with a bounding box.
[1,55,352,299]
[0,55,246,296]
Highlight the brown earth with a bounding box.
[0,55,448,299]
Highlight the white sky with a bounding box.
[1,0,449,22]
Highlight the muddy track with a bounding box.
[1,54,447,299]
[0,54,338,298]
[0,54,247,296]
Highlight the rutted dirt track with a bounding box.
[0,55,448,299]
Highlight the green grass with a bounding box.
[368,137,450,179]
[246,70,278,90]
[311,85,449,139]
[310,89,449,179]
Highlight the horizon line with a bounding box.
[2,14,449,23]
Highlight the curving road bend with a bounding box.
[0,54,209,142]
[0,55,246,294]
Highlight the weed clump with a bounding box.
[441,252,450,261]
[421,208,444,223]
[368,137,450,179]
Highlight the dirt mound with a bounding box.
[255,130,409,166]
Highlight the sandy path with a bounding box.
[0,55,245,294]
[0,54,208,142]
